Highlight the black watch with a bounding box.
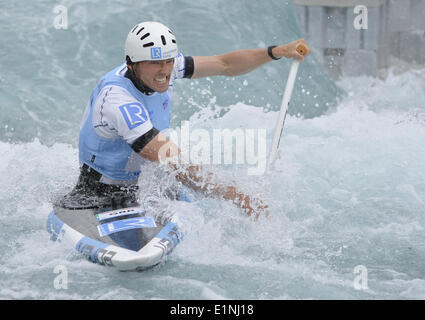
[267,45,280,60]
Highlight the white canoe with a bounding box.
[47,205,182,271]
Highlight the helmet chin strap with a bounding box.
[125,59,155,95]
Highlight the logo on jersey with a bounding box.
[119,102,149,129]
[163,99,169,109]
[151,47,162,59]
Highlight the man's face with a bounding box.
[132,58,174,93]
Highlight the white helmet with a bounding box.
[125,21,178,63]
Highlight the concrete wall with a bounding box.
[294,0,425,78]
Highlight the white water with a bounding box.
[1,67,425,299]
[1,0,425,300]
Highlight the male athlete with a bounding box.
[60,21,311,217]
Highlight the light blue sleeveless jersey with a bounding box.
[79,64,173,181]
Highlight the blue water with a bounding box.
[1,0,425,299]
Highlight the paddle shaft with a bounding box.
[268,45,306,167]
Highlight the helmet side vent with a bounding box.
[136,27,145,35]
[140,33,150,41]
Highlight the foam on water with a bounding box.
[2,0,425,300]
[1,67,425,299]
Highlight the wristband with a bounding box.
[267,45,280,60]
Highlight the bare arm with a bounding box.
[132,40,312,216]
[138,132,268,218]
[191,38,311,79]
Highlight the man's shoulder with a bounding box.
[92,85,142,123]
[97,85,136,106]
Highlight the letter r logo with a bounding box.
[119,103,149,129]
[151,47,162,59]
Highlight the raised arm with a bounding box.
[191,38,311,79]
